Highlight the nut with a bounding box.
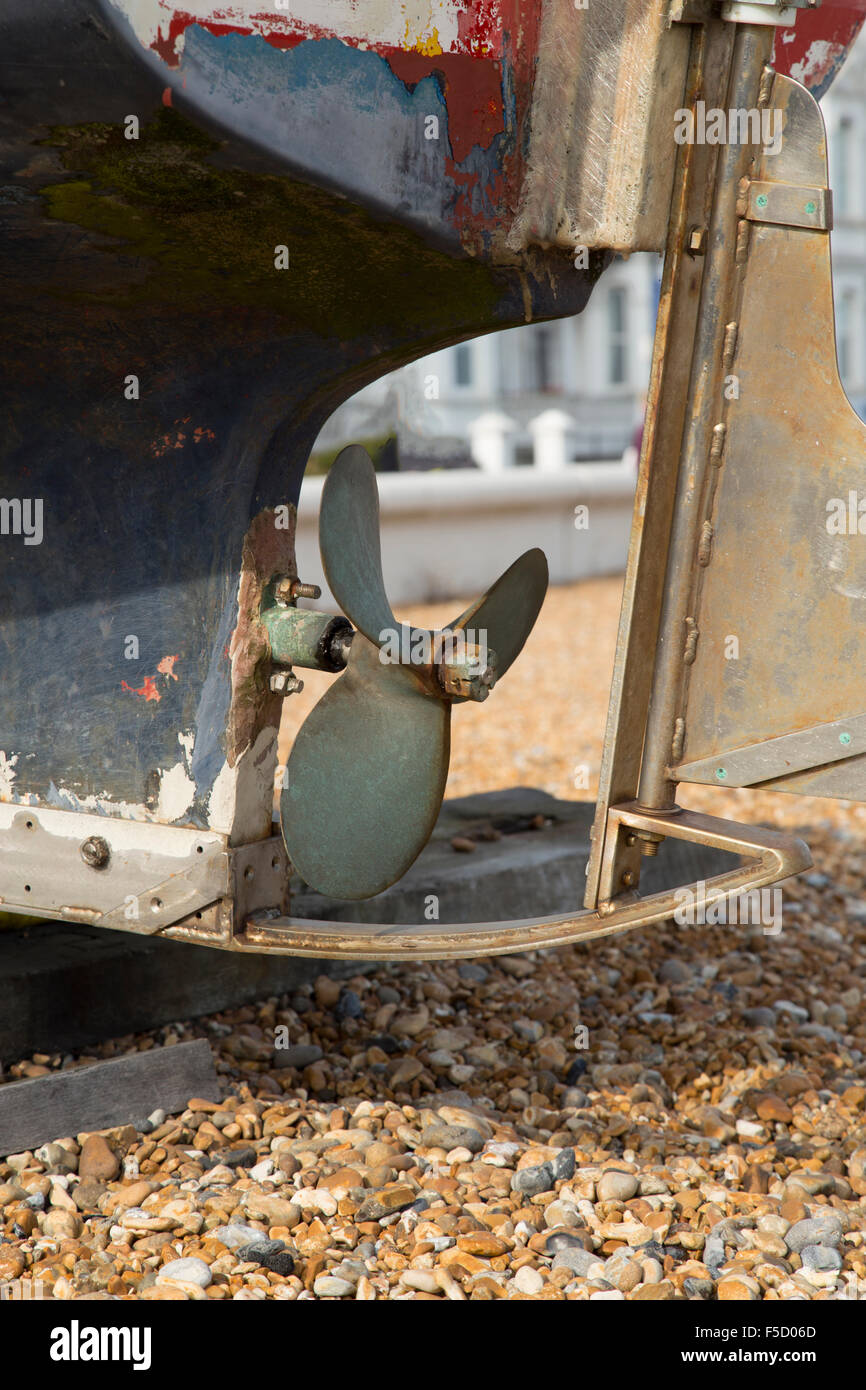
[80,836,111,870]
[276,577,322,606]
[270,670,304,697]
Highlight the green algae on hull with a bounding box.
[40,109,504,341]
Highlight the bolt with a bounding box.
[270,669,304,696]
[688,226,707,256]
[276,576,322,606]
[80,836,110,870]
[621,870,636,888]
[437,644,499,702]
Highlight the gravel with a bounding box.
[2,576,866,1301]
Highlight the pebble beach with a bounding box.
[3,577,866,1302]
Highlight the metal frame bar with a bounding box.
[586,21,777,909]
[232,806,809,961]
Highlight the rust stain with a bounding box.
[225,506,296,767]
[150,421,217,457]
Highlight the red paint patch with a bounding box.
[144,3,531,163]
[122,655,181,702]
[774,2,866,89]
[121,675,162,703]
[385,50,503,162]
[157,654,181,680]
[150,422,216,457]
[162,85,173,106]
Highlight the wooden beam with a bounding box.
[0,1039,218,1156]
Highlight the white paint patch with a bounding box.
[207,726,278,843]
[788,39,836,87]
[157,760,197,820]
[0,751,19,798]
[109,0,464,59]
[178,730,196,763]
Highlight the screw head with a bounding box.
[80,835,111,870]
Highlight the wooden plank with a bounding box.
[0,1040,218,1156]
[0,922,364,1065]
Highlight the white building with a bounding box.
[825,29,866,420]
[314,29,866,467]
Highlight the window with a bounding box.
[837,288,855,382]
[454,343,473,387]
[607,286,628,386]
[835,116,852,217]
[533,326,554,392]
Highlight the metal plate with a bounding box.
[674,75,866,802]
[0,805,227,931]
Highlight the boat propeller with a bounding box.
[269,445,548,900]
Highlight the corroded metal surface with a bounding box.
[670,73,866,802]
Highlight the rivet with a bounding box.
[716,767,728,780]
[840,731,852,745]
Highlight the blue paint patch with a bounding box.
[178,30,506,240]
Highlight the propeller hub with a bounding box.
[437,643,498,702]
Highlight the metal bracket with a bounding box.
[0,804,227,931]
[234,805,809,961]
[672,713,866,786]
[721,1,806,25]
[669,0,717,23]
[0,804,290,935]
[743,179,832,230]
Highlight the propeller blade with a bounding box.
[319,445,398,648]
[448,548,548,679]
[281,633,450,900]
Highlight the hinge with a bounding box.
[741,179,833,232]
